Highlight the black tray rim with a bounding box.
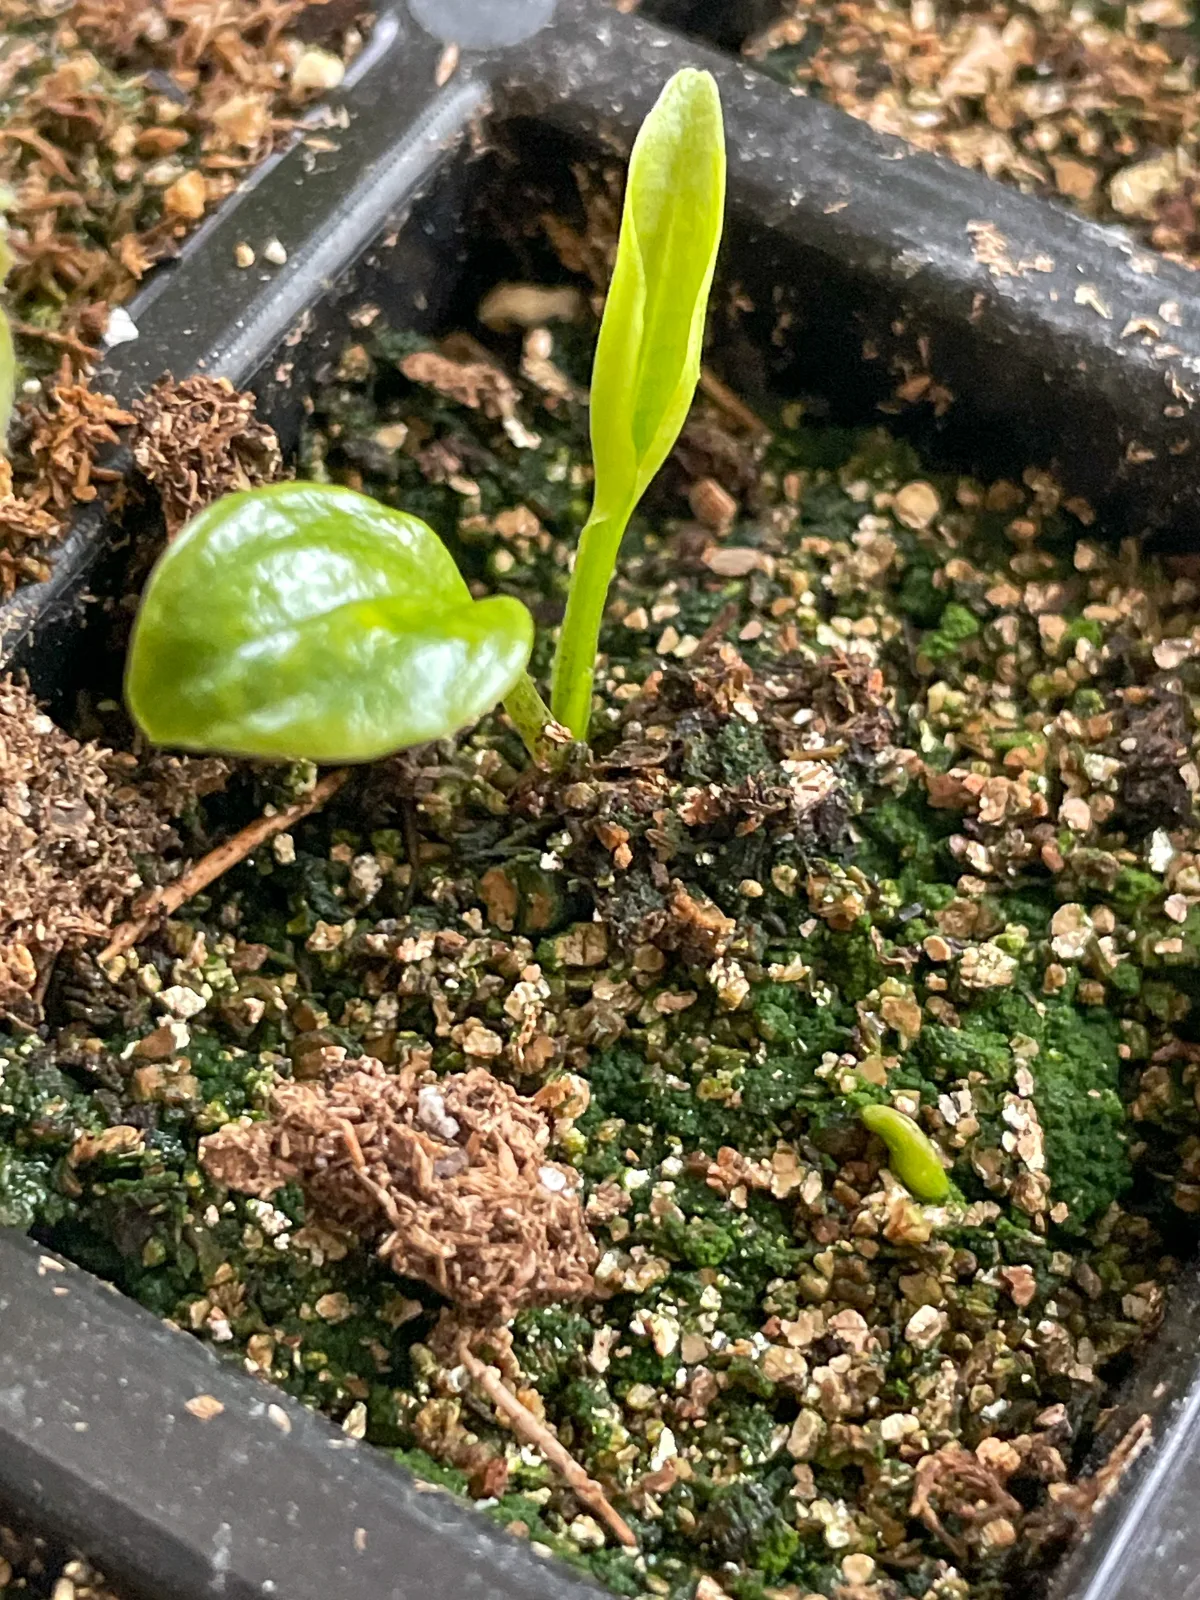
[4,5,1200,1599]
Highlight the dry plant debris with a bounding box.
[0,1,371,348]
[747,0,1200,264]
[0,364,133,595]
[200,1059,598,1323]
[131,374,285,536]
[456,1340,638,1549]
[0,679,173,1022]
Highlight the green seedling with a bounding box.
[859,1104,951,1204]
[126,68,726,763]
[550,66,727,737]
[0,198,15,447]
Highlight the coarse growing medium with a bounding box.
[9,301,1200,1600]
[0,0,371,596]
[739,0,1200,265]
[0,1511,121,1600]
[0,0,372,351]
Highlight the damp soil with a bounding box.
[0,1510,120,1600]
[6,298,1200,1600]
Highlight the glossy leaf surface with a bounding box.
[589,67,726,515]
[127,482,534,762]
[551,68,726,737]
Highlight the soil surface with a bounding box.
[706,0,1200,266]
[0,1513,118,1600]
[5,290,1200,1600]
[0,0,371,596]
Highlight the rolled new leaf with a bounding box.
[126,482,534,762]
[0,208,14,446]
[590,67,726,511]
[551,68,726,738]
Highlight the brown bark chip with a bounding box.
[200,1059,598,1323]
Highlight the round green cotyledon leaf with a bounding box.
[126,482,534,762]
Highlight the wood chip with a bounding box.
[184,1395,225,1421]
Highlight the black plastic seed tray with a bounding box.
[4,2,1200,1597]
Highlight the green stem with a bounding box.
[503,672,561,763]
[550,505,632,739]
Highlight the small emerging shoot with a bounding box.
[860,1104,950,1203]
[0,196,15,448]
[551,69,727,738]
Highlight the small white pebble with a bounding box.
[156,985,207,1019]
[103,307,139,348]
[417,1085,460,1141]
[291,47,344,92]
[904,1305,948,1350]
[263,237,288,266]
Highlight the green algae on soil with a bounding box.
[6,308,1200,1600]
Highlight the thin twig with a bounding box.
[691,598,741,660]
[399,798,421,914]
[458,1344,638,1549]
[0,127,75,182]
[99,769,350,961]
[32,946,59,1009]
[699,366,771,438]
[18,191,88,213]
[10,320,100,364]
[339,1118,368,1174]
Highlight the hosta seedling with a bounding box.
[0,204,15,447]
[551,67,727,738]
[127,69,726,763]
[126,483,534,762]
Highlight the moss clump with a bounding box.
[922,600,982,662]
[1028,1005,1131,1225]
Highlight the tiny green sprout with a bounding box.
[550,67,727,738]
[0,196,15,448]
[860,1104,950,1203]
[125,69,726,765]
